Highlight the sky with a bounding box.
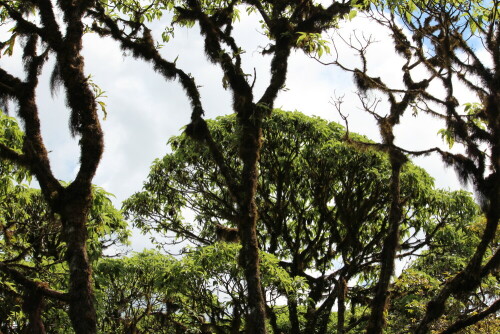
[0,7,475,252]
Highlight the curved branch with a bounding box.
[440,299,500,334]
[0,142,27,166]
[90,6,243,202]
[0,67,23,98]
[36,0,64,48]
[187,0,252,97]
[0,1,47,41]
[0,262,69,302]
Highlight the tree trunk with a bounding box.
[304,287,338,334]
[266,304,280,334]
[337,277,347,334]
[60,188,97,334]
[237,110,267,334]
[22,289,46,334]
[365,152,404,334]
[287,298,301,334]
[230,303,242,334]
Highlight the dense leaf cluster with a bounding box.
[123,110,491,333]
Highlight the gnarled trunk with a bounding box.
[22,289,46,334]
[237,110,267,334]
[365,151,404,334]
[59,187,97,334]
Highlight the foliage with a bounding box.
[124,109,481,333]
[388,213,500,334]
[0,111,129,333]
[0,179,130,333]
[0,0,111,330]
[0,110,29,183]
[94,245,305,333]
[91,3,365,331]
[0,1,498,332]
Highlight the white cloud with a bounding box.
[0,8,469,251]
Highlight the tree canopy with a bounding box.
[123,109,494,333]
[0,1,499,333]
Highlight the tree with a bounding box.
[0,112,128,332]
[124,109,479,333]
[0,1,366,331]
[95,250,186,334]
[328,1,500,332]
[0,180,129,333]
[89,1,365,332]
[321,29,437,331]
[94,246,305,333]
[2,1,496,332]
[0,1,109,332]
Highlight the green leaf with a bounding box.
[348,10,357,21]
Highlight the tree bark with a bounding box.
[304,285,339,334]
[237,110,267,334]
[287,298,301,334]
[59,189,97,334]
[53,5,104,332]
[22,289,46,334]
[337,277,347,334]
[365,151,404,334]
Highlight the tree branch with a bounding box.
[440,298,500,334]
[0,262,69,301]
[0,1,47,41]
[0,142,27,166]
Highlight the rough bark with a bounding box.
[365,151,404,334]
[57,192,97,333]
[51,3,104,331]
[0,2,103,333]
[22,289,46,334]
[337,277,347,334]
[287,298,301,334]
[237,109,267,333]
